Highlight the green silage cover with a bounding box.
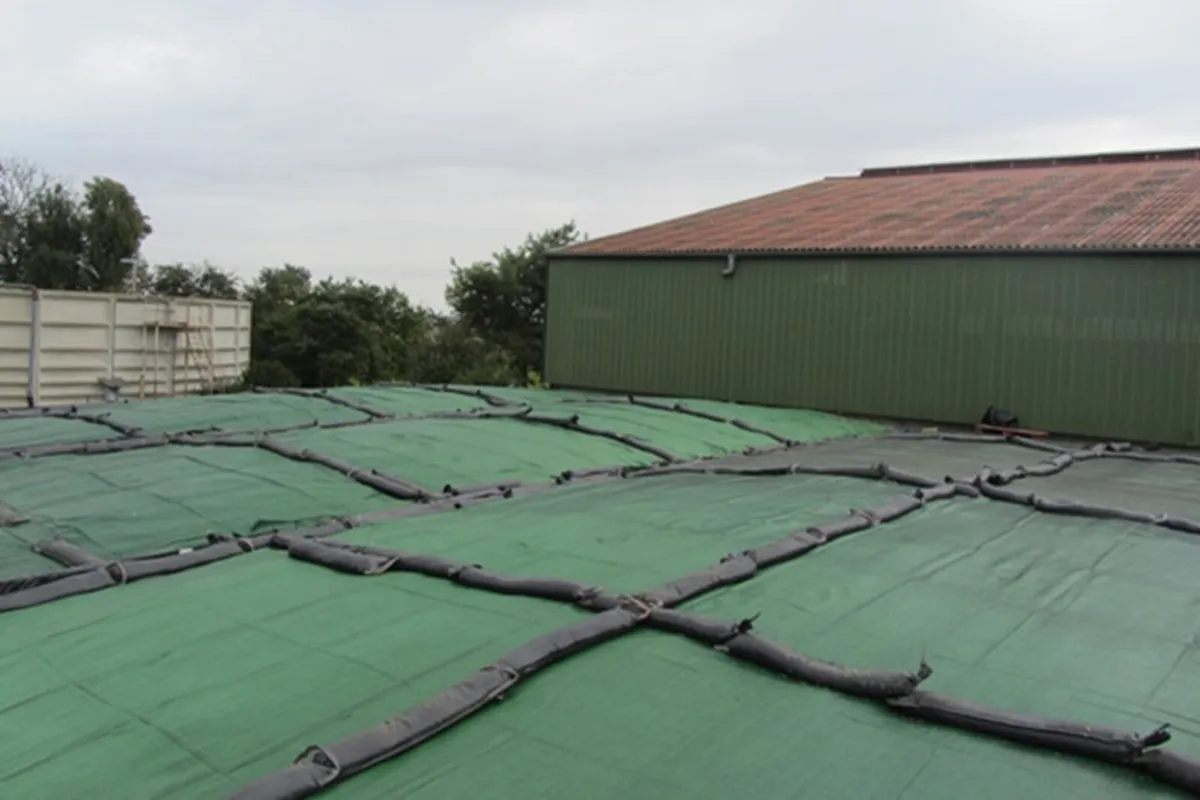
[0,445,397,567]
[324,482,1200,799]
[0,531,54,579]
[525,401,784,456]
[444,385,603,405]
[327,386,491,415]
[0,554,585,799]
[333,473,903,593]
[321,630,1179,800]
[657,396,889,443]
[3,386,1199,799]
[709,432,1042,479]
[102,392,369,433]
[0,416,115,449]
[274,401,882,491]
[276,417,653,489]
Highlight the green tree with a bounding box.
[446,222,580,378]
[17,183,87,290]
[0,161,152,290]
[244,264,313,309]
[288,299,372,386]
[239,266,424,388]
[80,177,152,291]
[135,261,241,299]
[409,315,522,385]
[0,159,50,282]
[309,277,425,382]
[241,265,314,387]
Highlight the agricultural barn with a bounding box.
[545,148,1200,445]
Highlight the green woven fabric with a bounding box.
[0,531,55,578]
[446,385,601,404]
[657,396,888,444]
[3,388,1196,799]
[1017,456,1200,520]
[323,481,1200,799]
[321,631,1177,800]
[682,498,1200,794]
[527,400,783,456]
[327,386,490,415]
[0,445,396,562]
[103,392,368,433]
[0,417,115,449]
[0,553,584,799]
[441,385,888,450]
[275,417,655,489]
[334,473,901,593]
[274,397,881,492]
[716,435,1040,479]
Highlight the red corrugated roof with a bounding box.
[561,148,1200,256]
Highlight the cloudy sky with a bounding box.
[3,0,1199,307]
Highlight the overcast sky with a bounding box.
[4,0,1199,307]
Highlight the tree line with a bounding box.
[0,157,581,388]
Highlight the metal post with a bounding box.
[26,287,40,407]
[106,296,117,378]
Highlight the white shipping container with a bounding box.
[0,286,252,409]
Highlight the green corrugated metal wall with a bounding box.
[545,254,1200,445]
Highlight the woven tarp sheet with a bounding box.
[273,400,883,489]
[442,385,603,405]
[0,445,397,567]
[0,416,116,449]
[274,417,656,487]
[327,386,492,415]
[0,553,584,799]
[101,392,371,433]
[2,386,1199,799]
[0,531,55,579]
[333,473,901,592]
[712,435,1042,480]
[653,396,892,444]
[1015,458,1200,521]
[317,631,1166,800]
[317,479,1200,798]
[517,401,785,456]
